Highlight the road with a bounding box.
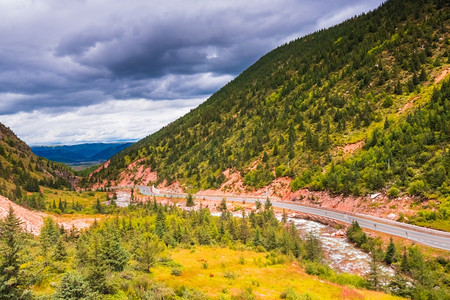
[133,185,450,251]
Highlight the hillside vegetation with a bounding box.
[0,123,74,209]
[3,201,445,299]
[88,0,449,217]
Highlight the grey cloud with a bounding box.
[0,0,384,144]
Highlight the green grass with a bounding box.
[153,246,402,300]
[42,188,106,212]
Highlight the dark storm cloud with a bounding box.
[0,0,383,111]
[0,0,384,144]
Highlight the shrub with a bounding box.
[387,187,400,199]
[408,180,427,197]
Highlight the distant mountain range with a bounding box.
[31,143,133,167]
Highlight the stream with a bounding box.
[112,192,394,276]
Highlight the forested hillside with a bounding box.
[0,123,74,209]
[88,0,449,201]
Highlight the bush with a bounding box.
[304,261,333,278]
[387,187,400,199]
[408,180,427,197]
[382,96,393,108]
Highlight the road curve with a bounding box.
[133,185,450,251]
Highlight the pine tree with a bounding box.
[155,208,166,238]
[305,231,323,262]
[86,238,110,294]
[400,248,409,273]
[367,246,383,291]
[218,199,229,220]
[282,210,288,223]
[253,227,262,246]
[101,233,129,272]
[186,194,194,207]
[94,198,103,214]
[134,234,160,273]
[384,237,396,265]
[218,199,227,212]
[239,211,250,244]
[264,198,272,210]
[53,237,68,262]
[40,217,59,254]
[0,206,31,299]
[54,272,97,300]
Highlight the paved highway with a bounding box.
[133,185,450,251]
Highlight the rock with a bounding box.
[370,193,380,199]
[387,213,397,220]
[335,229,345,236]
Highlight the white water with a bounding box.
[212,211,394,276]
[286,217,394,276]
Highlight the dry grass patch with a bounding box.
[153,246,401,299]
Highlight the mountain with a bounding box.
[32,142,132,166]
[0,122,74,209]
[88,0,449,204]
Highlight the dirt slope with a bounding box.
[0,196,95,235]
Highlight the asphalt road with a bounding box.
[134,185,450,251]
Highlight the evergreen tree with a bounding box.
[239,211,250,244]
[155,208,166,238]
[384,237,396,265]
[0,206,31,299]
[264,198,272,210]
[40,217,60,254]
[94,198,103,214]
[252,227,262,246]
[54,272,96,300]
[186,193,194,207]
[86,238,110,294]
[305,231,323,262]
[367,246,383,291]
[101,233,129,272]
[400,248,409,273]
[134,234,160,273]
[53,237,68,262]
[281,210,288,224]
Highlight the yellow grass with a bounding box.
[43,187,106,208]
[153,246,402,299]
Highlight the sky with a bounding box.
[0,0,384,146]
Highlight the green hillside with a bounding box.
[0,123,74,209]
[88,0,449,201]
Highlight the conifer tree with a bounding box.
[253,227,262,246]
[53,237,68,262]
[155,208,166,238]
[54,272,96,300]
[384,237,396,265]
[305,231,323,262]
[134,234,160,273]
[101,232,129,272]
[186,193,194,207]
[86,238,110,294]
[40,217,59,254]
[367,246,383,291]
[0,206,31,299]
[239,211,250,244]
